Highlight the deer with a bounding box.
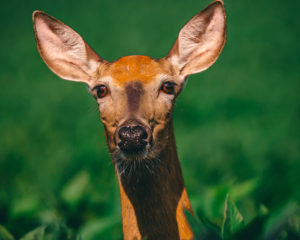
[32,0,226,239]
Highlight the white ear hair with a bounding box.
[167,0,226,77]
[33,11,105,83]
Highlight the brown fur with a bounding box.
[126,82,143,113]
[104,56,165,86]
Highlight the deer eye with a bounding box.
[161,81,175,94]
[93,85,109,98]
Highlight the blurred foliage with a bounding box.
[186,194,300,240]
[0,0,299,239]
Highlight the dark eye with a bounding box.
[161,82,175,94]
[94,85,109,98]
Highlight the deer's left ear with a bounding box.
[167,0,226,78]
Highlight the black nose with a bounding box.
[118,125,148,153]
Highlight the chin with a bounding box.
[112,144,162,180]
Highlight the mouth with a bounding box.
[112,143,161,180]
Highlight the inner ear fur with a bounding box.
[167,0,227,77]
[33,11,105,83]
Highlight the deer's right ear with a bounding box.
[33,11,105,83]
[166,0,226,78]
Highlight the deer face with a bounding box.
[88,55,184,162]
[33,0,226,172]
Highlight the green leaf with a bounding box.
[79,217,119,240]
[230,178,259,201]
[10,195,41,217]
[185,210,221,240]
[258,204,269,217]
[221,194,244,239]
[232,213,268,240]
[185,210,205,239]
[0,225,15,240]
[197,210,221,234]
[61,170,90,207]
[263,202,300,240]
[20,226,46,240]
[20,221,78,240]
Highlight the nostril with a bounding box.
[118,126,130,141]
[132,126,148,140]
[141,130,148,140]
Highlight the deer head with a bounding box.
[33,1,226,239]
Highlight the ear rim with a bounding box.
[32,10,105,83]
[166,0,227,77]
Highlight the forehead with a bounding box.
[102,55,171,86]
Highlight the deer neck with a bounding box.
[113,120,194,240]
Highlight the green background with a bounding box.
[0,0,299,239]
